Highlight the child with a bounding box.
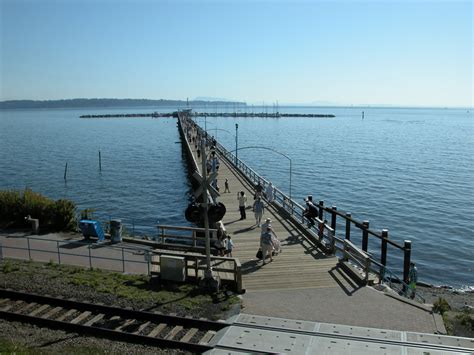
[226,235,234,257]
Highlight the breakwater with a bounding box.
[80,112,335,119]
[80,112,174,118]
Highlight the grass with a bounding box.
[0,259,240,316]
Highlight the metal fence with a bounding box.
[0,235,150,275]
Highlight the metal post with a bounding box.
[235,123,238,165]
[362,220,369,252]
[289,158,292,200]
[403,240,412,285]
[57,241,61,265]
[331,206,337,233]
[345,212,351,240]
[27,237,31,260]
[201,139,212,279]
[122,247,125,273]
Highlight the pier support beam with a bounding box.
[362,220,369,252]
[345,213,351,240]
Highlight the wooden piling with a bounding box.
[99,150,102,171]
[403,240,412,285]
[330,206,337,233]
[64,162,68,180]
[345,212,351,240]
[381,229,389,268]
[318,200,324,220]
[362,220,369,252]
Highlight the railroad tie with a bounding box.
[132,321,151,335]
[147,323,167,337]
[83,313,105,327]
[164,325,183,340]
[56,309,77,322]
[115,318,136,331]
[29,304,50,317]
[70,311,91,324]
[21,302,38,313]
[180,328,198,343]
[0,298,9,305]
[198,330,217,345]
[1,303,14,312]
[41,306,63,319]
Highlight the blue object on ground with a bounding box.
[79,220,105,242]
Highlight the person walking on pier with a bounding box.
[226,235,234,257]
[224,179,230,193]
[260,226,275,264]
[303,199,318,227]
[253,196,265,227]
[261,218,272,236]
[265,182,275,203]
[237,191,247,220]
[255,181,263,199]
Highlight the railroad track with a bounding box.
[0,288,229,352]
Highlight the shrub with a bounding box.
[433,297,451,315]
[0,188,77,231]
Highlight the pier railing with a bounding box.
[179,112,414,294]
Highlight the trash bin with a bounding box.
[79,220,105,242]
[110,219,122,243]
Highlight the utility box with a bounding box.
[110,219,122,243]
[160,255,186,282]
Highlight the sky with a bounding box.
[0,0,472,107]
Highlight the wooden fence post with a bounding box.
[381,229,389,278]
[331,206,337,233]
[403,240,412,286]
[318,201,324,220]
[345,212,351,240]
[362,220,369,252]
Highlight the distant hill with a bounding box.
[0,98,247,109]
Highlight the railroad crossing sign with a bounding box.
[193,171,220,200]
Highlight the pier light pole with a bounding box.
[230,146,292,200]
[235,123,239,166]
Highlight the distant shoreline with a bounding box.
[0,99,471,110]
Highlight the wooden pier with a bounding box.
[178,111,416,296]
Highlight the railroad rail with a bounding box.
[0,288,228,353]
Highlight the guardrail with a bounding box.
[178,112,416,299]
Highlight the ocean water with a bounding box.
[1,106,473,288]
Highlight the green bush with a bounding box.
[0,188,77,231]
[433,297,451,315]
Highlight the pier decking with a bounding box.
[183,123,343,292]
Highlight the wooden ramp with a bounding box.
[187,137,340,292]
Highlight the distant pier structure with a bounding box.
[80,111,336,119]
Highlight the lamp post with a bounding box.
[235,123,239,166]
[230,146,292,200]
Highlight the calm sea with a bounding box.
[1,106,472,289]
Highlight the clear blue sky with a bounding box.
[1,0,472,107]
